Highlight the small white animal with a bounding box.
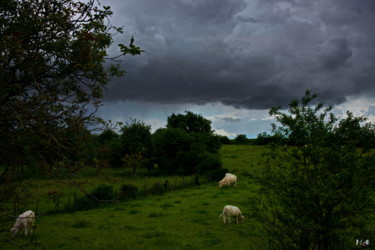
[218,173,237,187]
[219,205,244,224]
[10,210,35,237]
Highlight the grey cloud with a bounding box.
[319,38,352,71]
[105,0,375,110]
[174,0,247,24]
[236,15,259,23]
[217,117,242,123]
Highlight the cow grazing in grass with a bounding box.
[218,173,237,187]
[219,205,244,224]
[10,210,35,237]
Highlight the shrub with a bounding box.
[119,184,138,200]
[66,183,115,211]
[253,90,375,249]
[90,183,114,201]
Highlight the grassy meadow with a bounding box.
[0,145,265,249]
[1,145,267,249]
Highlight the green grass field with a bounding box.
[1,145,267,249]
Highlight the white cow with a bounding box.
[218,173,237,187]
[10,210,35,237]
[219,205,244,224]
[356,239,370,247]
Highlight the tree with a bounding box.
[153,111,222,175]
[251,90,375,249]
[254,132,279,145]
[217,135,231,145]
[119,119,152,175]
[93,129,121,173]
[167,111,212,134]
[167,110,221,153]
[234,134,249,144]
[0,0,142,206]
[152,127,195,174]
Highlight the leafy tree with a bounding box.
[152,128,193,174]
[153,112,222,175]
[97,129,120,145]
[167,111,212,133]
[217,135,231,145]
[167,110,221,153]
[0,0,142,168]
[234,134,249,144]
[0,0,142,208]
[254,132,279,145]
[119,119,152,175]
[93,129,121,172]
[251,90,375,249]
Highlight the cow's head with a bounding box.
[239,215,245,223]
[10,227,18,237]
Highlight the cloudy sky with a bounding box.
[97,0,375,138]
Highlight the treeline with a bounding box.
[223,133,279,145]
[232,129,375,147]
[79,111,225,177]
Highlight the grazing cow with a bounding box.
[356,239,370,247]
[219,205,244,224]
[218,173,237,187]
[10,210,35,237]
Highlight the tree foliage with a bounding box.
[93,129,121,173]
[252,90,375,249]
[254,132,279,145]
[119,119,152,175]
[167,111,212,134]
[234,134,249,144]
[153,111,222,175]
[0,0,142,199]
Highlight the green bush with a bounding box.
[119,184,138,200]
[90,183,114,201]
[65,183,115,212]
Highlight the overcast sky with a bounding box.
[97,0,375,138]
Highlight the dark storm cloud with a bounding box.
[104,0,375,109]
[319,38,352,71]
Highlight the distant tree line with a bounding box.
[224,133,280,145]
[90,111,224,176]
